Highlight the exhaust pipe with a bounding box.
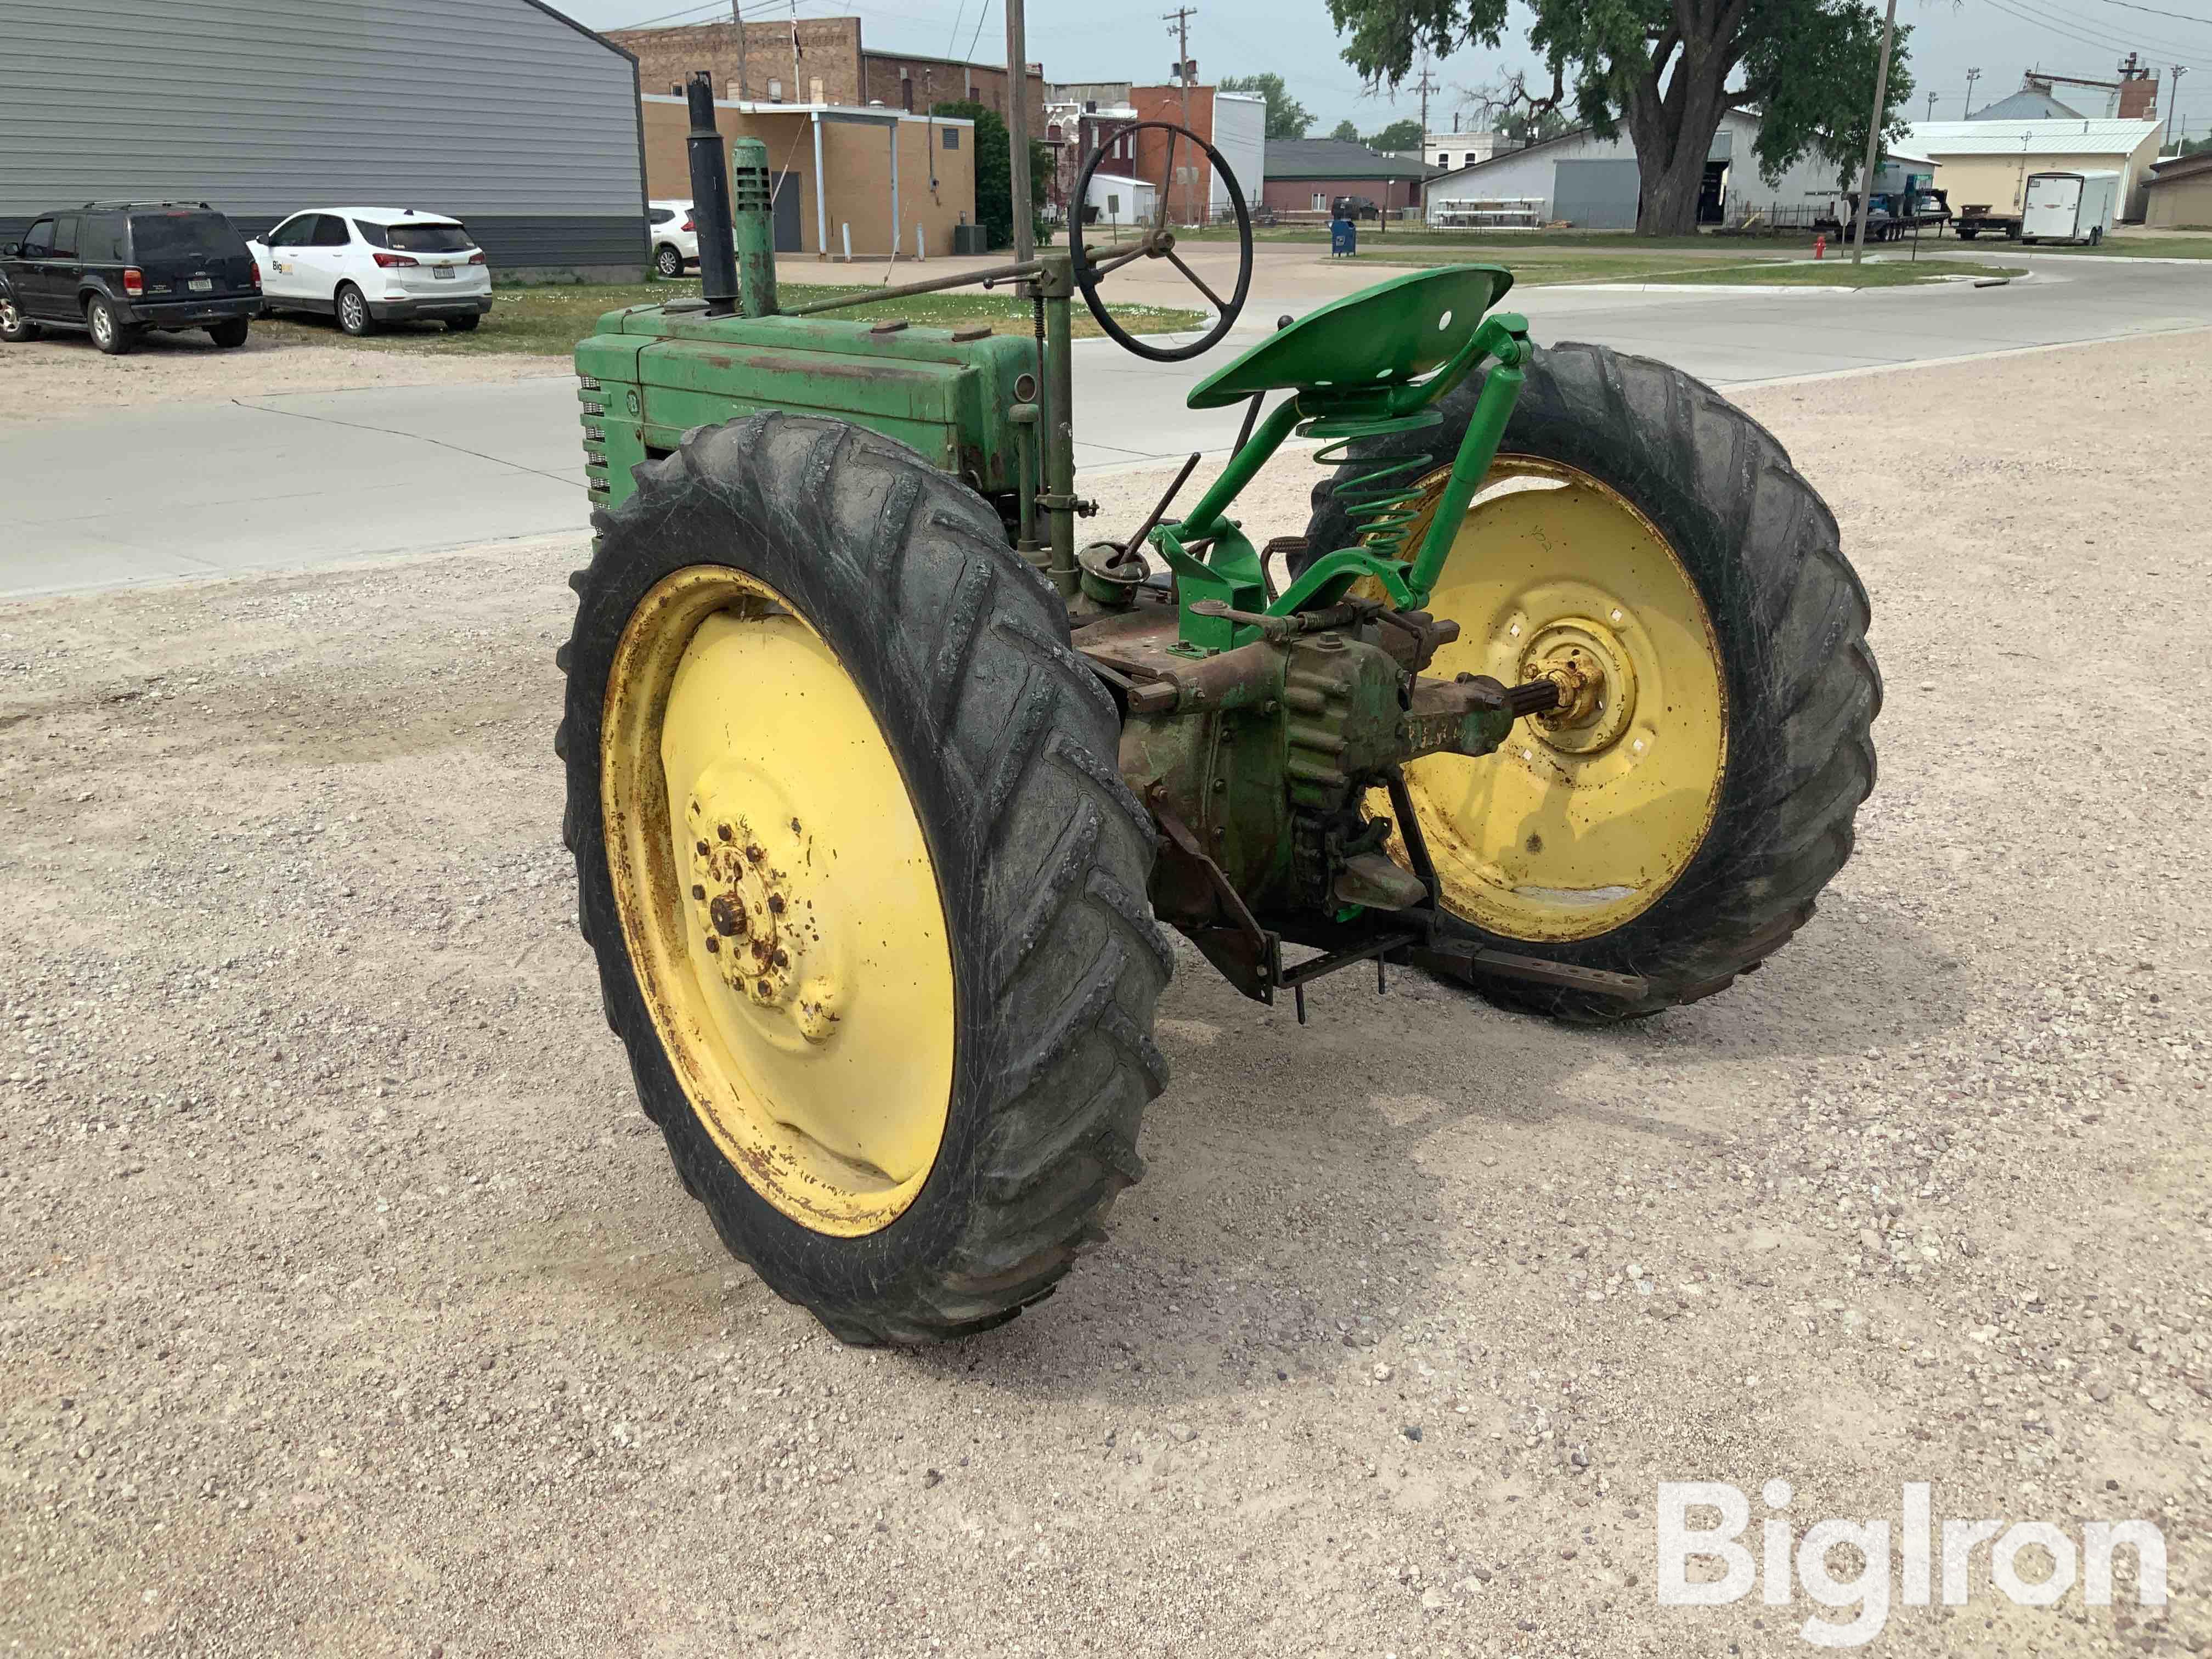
[684,70,739,317]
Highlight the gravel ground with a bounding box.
[0,329,555,424]
[4,332,2209,1658]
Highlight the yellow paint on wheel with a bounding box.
[1393,457,1728,943]
[600,567,955,1235]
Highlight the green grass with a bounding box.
[1311,245,2025,286]
[1324,247,1767,284]
[2005,233,2212,258]
[1645,256,2027,286]
[256,278,1205,357]
[1179,224,1786,255]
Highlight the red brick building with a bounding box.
[611,19,1043,132]
[1259,139,1436,217]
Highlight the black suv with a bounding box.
[0,202,262,354]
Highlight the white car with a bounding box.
[248,206,492,336]
[648,200,698,279]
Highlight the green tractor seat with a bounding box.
[1186,264,1515,411]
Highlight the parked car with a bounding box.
[1330,195,1380,222]
[648,199,698,278]
[0,201,262,354]
[247,207,491,336]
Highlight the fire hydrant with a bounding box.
[1814,234,1827,260]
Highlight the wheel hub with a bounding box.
[1520,619,1637,755]
[681,776,843,1043]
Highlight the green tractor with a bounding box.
[558,76,1878,1344]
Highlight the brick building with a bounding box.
[610,19,1043,132]
[1260,139,1436,217]
[1121,85,1267,224]
[862,50,1045,134]
[615,19,862,107]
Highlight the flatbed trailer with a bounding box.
[1954,204,2022,241]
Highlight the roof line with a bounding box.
[514,0,636,65]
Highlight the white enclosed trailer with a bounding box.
[2021,171,2120,245]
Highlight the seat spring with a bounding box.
[1312,433,1434,565]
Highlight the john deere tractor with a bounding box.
[558,76,1878,1344]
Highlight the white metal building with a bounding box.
[1423,110,1861,229]
[1085,172,1158,230]
[1209,92,1267,218]
[1,0,647,279]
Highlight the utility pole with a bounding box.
[731,0,749,100]
[1415,56,1436,146]
[2170,66,2191,153]
[1964,67,1980,119]
[1926,91,1938,119]
[1850,0,1899,267]
[1007,0,1034,259]
[1164,5,1196,225]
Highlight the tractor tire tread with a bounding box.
[557,411,1169,1344]
[1300,339,1878,1023]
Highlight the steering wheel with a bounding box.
[1071,120,1254,363]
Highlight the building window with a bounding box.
[944,127,960,149]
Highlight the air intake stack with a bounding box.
[731,137,780,318]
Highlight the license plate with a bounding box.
[432,265,454,281]
[188,278,212,292]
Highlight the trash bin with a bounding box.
[1330,217,1357,257]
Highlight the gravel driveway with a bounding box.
[3,332,2208,1657]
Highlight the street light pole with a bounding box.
[1850,0,1899,268]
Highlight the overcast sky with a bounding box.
[563,0,2212,142]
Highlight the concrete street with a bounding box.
[4,248,2207,596]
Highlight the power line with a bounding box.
[2002,0,2205,61]
[1980,0,2200,70]
[964,0,993,64]
[2078,0,2212,30]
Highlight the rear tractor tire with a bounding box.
[1300,340,1880,1022]
[558,413,1172,1344]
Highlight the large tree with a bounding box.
[933,102,1049,250]
[1221,72,1316,140]
[1330,118,1363,141]
[1366,117,1425,150]
[1326,0,1915,234]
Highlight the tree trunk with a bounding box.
[1620,38,1736,238]
[1637,142,1711,235]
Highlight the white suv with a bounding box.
[249,207,492,336]
[648,200,698,279]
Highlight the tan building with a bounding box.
[1904,118,2164,219]
[613,20,1043,132]
[2143,151,2212,228]
[640,93,975,261]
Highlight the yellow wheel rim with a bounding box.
[600,567,955,1236]
[1396,456,1729,943]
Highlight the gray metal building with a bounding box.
[1,0,647,281]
